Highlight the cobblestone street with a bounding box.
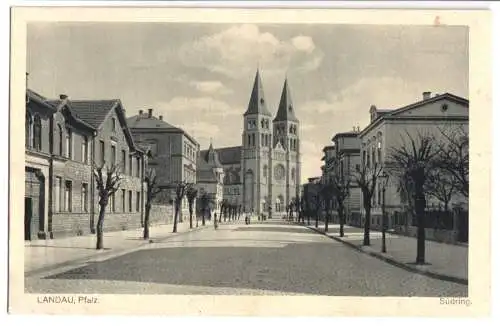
[25,220,467,296]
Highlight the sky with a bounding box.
[26,23,468,183]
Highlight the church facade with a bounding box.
[203,70,301,216]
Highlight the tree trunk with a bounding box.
[189,205,193,229]
[325,210,329,233]
[143,203,151,240]
[415,195,426,264]
[202,208,206,226]
[96,204,106,249]
[363,204,371,246]
[173,201,180,233]
[339,205,345,238]
[315,210,319,228]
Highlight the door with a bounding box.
[25,197,33,241]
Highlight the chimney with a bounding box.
[59,94,68,100]
[422,91,431,100]
[139,109,143,115]
[148,109,153,118]
[159,115,163,121]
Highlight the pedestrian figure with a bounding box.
[214,213,219,230]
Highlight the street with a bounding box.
[25,220,467,296]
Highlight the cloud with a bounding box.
[291,35,315,53]
[156,96,242,116]
[189,80,233,95]
[178,24,324,79]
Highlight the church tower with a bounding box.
[241,70,273,214]
[272,78,301,211]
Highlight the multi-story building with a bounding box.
[213,70,302,217]
[197,142,225,217]
[332,131,362,226]
[358,91,469,230]
[126,109,199,219]
[25,89,149,240]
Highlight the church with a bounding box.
[199,70,301,217]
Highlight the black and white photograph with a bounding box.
[8,5,492,317]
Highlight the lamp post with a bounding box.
[379,171,389,253]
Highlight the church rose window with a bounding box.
[274,164,285,181]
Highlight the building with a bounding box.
[320,145,336,182]
[25,89,149,239]
[126,109,199,219]
[358,91,469,230]
[25,90,58,240]
[301,177,322,219]
[212,70,302,217]
[196,142,225,216]
[331,131,362,226]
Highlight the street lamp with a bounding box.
[379,170,389,253]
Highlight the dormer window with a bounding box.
[288,105,293,112]
[441,104,449,112]
[260,98,265,105]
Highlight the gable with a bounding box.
[99,104,137,152]
[391,97,469,118]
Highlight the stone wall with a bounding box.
[149,204,175,225]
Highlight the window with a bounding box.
[111,118,116,132]
[136,191,140,212]
[82,136,88,163]
[54,177,62,212]
[65,128,72,159]
[64,180,72,212]
[122,150,127,173]
[263,165,268,178]
[247,134,251,146]
[377,147,382,164]
[109,193,116,213]
[251,134,255,147]
[58,125,63,156]
[261,135,265,146]
[362,150,366,167]
[291,168,296,180]
[367,150,371,168]
[129,191,133,212]
[25,112,32,148]
[136,157,140,177]
[111,144,116,165]
[99,140,105,165]
[82,183,88,212]
[122,189,126,212]
[33,115,41,150]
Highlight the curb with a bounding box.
[304,225,468,286]
[25,224,209,278]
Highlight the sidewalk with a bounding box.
[303,221,468,285]
[25,220,209,276]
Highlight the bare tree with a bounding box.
[387,131,440,264]
[352,162,383,246]
[436,126,469,198]
[93,161,122,250]
[186,184,198,229]
[143,168,163,240]
[319,182,336,233]
[331,174,350,237]
[425,169,456,212]
[173,181,188,233]
[199,192,212,226]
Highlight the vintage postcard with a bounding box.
[8,5,492,317]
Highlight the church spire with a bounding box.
[244,69,272,117]
[274,78,299,122]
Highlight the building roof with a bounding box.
[48,97,138,152]
[126,113,178,130]
[331,131,359,142]
[26,89,58,112]
[47,99,120,129]
[211,146,242,165]
[359,92,469,137]
[244,70,272,117]
[274,78,299,122]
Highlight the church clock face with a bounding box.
[274,164,285,181]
